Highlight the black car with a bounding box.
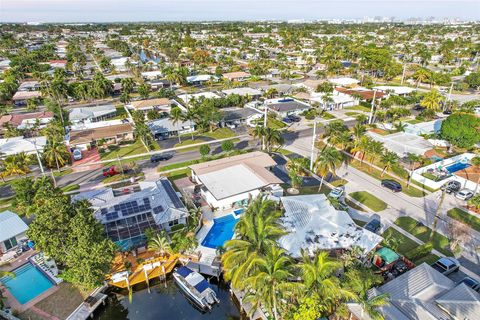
[364,219,381,234]
[150,153,173,163]
[287,114,301,122]
[413,104,424,111]
[441,180,461,194]
[381,179,402,192]
[391,260,408,277]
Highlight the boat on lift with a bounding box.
[172,266,219,310]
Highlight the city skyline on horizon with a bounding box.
[1,0,479,23]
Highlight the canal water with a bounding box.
[94,277,241,320]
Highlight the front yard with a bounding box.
[447,207,480,232]
[349,191,388,212]
[100,140,160,161]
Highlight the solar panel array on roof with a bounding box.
[153,206,164,214]
[105,212,119,221]
[110,199,152,217]
[160,179,184,209]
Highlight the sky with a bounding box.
[1,0,479,23]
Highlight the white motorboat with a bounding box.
[172,266,219,310]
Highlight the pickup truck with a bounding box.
[431,257,460,275]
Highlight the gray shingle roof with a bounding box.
[0,211,28,242]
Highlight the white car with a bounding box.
[72,149,83,161]
[455,189,474,201]
[328,187,344,200]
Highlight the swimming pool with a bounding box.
[0,263,54,304]
[201,214,238,249]
[446,162,471,173]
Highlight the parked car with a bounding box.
[72,149,83,161]
[431,257,460,275]
[381,179,402,192]
[103,164,134,177]
[442,180,461,194]
[282,117,293,124]
[455,189,474,201]
[391,260,408,277]
[150,153,173,163]
[287,114,301,122]
[460,277,480,292]
[413,104,424,111]
[364,219,381,234]
[328,187,344,200]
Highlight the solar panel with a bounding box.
[100,208,108,215]
[106,212,119,221]
[161,179,184,209]
[153,206,164,214]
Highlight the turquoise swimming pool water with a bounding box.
[201,214,238,249]
[0,263,54,304]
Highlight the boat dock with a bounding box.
[66,285,108,320]
[231,288,268,320]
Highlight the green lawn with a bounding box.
[394,216,453,256]
[345,105,371,112]
[349,191,387,212]
[447,208,480,232]
[174,137,240,153]
[406,119,423,124]
[201,128,236,139]
[113,105,128,120]
[158,159,200,172]
[164,168,191,181]
[61,184,80,193]
[345,198,366,212]
[348,159,426,198]
[268,117,287,129]
[100,140,159,161]
[54,168,73,177]
[344,111,360,117]
[320,112,336,120]
[276,148,294,156]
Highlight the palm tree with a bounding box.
[367,141,384,169]
[252,125,265,149]
[43,136,70,171]
[263,127,284,153]
[406,153,422,187]
[184,106,197,140]
[413,68,430,88]
[380,151,399,177]
[148,231,172,257]
[344,268,389,320]
[421,90,445,112]
[314,147,343,191]
[169,107,185,143]
[243,247,300,320]
[300,250,356,315]
[286,158,305,189]
[2,153,32,177]
[222,195,286,289]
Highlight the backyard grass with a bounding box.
[348,159,426,197]
[394,216,453,256]
[349,191,388,212]
[113,105,128,119]
[100,140,160,161]
[447,207,480,232]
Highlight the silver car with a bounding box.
[72,149,83,161]
[455,189,474,201]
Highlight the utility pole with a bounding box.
[368,90,377,125]
[262,106,268,150]
[430,188,446,243]
[32,139,45,176]
[401,64,406,85]
[310,121,317,171]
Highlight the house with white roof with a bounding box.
[222,87,262,99]
[148,118,195,139]
[373,85,415,96]
[404,119,444,136]
[366,131,434,157]
[0,210,28,254]
[278,195,382,258]
[0,136,46,157]
[186,74,218,85]
[69,105,117,124]
[190,152,283,210]
[328,77,360,87]
[348,263,480,320]
[72,178,188,250]
[177,92,221,105]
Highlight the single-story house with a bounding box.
[335,87,386,101]
[110,57,130,72]
[0,136,46,157]
[186,74,218,85]
[47,60,67,69]
[69,105,117,124]
[328,77,360,87]
[220,106,263,127]
[348,263,480,320]
[127,98,175,113]
[12,91,41,106]
[222,87,262,99]
[373,86,415,96]
[148,118,195,139]
[222,71,251,82]
[190,151,283,210]
[366,131,434,157]
[141,70,163,80]
[0,111,54,131]
[0,210,28,254]
[404,119,444,136]
[68,120,134,149]
[308,90,359,110]
[149,79,171,90]
[72,178,188,250]
[177,92,221,105]
[278,195,383,258]
[18,81,41,92]
[258,83,294,95]
[264,97,311,117]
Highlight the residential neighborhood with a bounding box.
[0,10,480,320]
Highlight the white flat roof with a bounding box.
[0,136,46,156]
[278,194,382,257]
[373,86,414,95]
[177,92,221,104]
[328,77,360,86]
[197,163,281,200]
[222,87,262,97]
